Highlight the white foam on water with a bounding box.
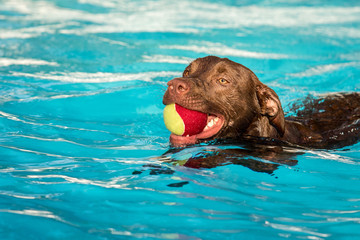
[0,58,58,67]
[307,26,360,39]
[289,62,360,77]
[2,0,360,37]
[0,30,37,39]
[340,52,360,61]
[0,22,80,39]
[11,71,181,83]
[265,221,330,238]
[0,209,65,222]
[142,55,193,64]
[161,42,289,59]
[307,150,360,165]
[78,0,118,8]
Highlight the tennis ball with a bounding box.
[163,103,208,136]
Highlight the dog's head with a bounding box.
[163,56,285,146]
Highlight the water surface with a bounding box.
[1,0,360,239]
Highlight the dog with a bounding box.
[163,56,360,149]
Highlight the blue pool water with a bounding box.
[1,0,360,239]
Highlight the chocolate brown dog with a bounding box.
[163,56,360,148]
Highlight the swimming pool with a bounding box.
[1,0,360,239]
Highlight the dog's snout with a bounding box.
[167,78,190,95]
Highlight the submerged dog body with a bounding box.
[163,56,360,148]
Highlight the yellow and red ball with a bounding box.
[163,103,207,136]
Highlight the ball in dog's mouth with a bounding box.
[163,103,225,146]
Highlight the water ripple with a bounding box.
[142,55,193,64]
[107,227,194,240]
[264,221,330,238]
[0,110,109,133]
[161,42,290,59]
[308,150,360,165]
[0,190,59,200]
[0,58,58,67]
[1,0,360,239]
[0,209,71,225]
[11,71,180,83]
[304,212,360,224]
[2,1,360,37]
[288,62,360,77]
[25,174,133,189]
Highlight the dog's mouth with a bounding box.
[169,113,225,147]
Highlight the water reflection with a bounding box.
[157,137,302,175]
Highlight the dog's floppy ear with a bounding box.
[255,83,286,136]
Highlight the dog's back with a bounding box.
[288,92,360,148]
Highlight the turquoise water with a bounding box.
[1,0,360,239]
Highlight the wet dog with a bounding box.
[163,56,360,149]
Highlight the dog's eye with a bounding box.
[218,78,229,85]
[183,70,190,77]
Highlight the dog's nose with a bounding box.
[167,78,190,95]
